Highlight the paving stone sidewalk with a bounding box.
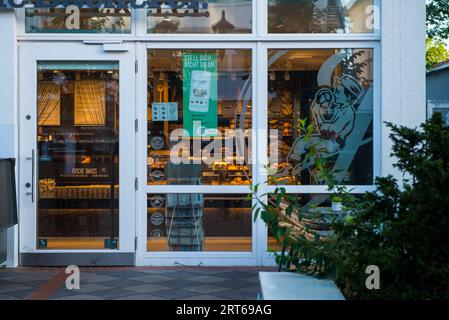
[0,267,274,300]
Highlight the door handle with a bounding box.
[26,149,35,202]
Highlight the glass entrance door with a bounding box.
[36,61,121,250]
[19,43,136,260]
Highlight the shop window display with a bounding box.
[147,194,252,252]
[147,49,252,186]
[268,49,374,186]
[36,61,120,250]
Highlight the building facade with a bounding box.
[427,61,449,125]
[0,0,426,267]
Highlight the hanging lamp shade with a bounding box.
[212,10,235,33]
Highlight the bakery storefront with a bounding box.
[0,1,426,266]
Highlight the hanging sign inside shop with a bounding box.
[182,51,218,137]
[151,102,178,122]
[1,0,209,9]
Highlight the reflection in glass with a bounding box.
[26,7,131,33]
[147,194,252,252]
[267,193,333,251]
[147,0,252,33]
[268,49,374,186]
[268,0,374,33]
[37,62,119,249]
[147,49,252,186]
[267,193,362,251]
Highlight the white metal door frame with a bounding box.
[18,41,137,256]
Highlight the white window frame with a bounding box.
[15,0,382,42]
[258,41,381,266]
[16,4,138,40]
[136,41,261,266]
[261,0,382,40]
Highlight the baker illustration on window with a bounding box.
[269,50,374,188]
[288,74,364,167]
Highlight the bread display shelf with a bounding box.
[39,185,119,199]
[39,208,118,217]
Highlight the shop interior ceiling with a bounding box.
[147,49,340,72]
[147,50,251,72]
[269,49,338,71]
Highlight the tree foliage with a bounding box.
[426,38,449,69]
[427,0,449,40]
[334,113,449,299]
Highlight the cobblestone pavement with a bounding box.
[0,267,274,300]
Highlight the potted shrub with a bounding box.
[331,195,343,212]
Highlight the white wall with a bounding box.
[0,9,18,267]
[381,0,427,179]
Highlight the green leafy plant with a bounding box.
[252,119,350,276]
[331,196,343,203]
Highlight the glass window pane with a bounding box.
[267,193,331,251]
[147,1,252,34]
[268,0,375,34]
[147,49,252,186]
[268,49,374,186]
[26,7,131,33]
[37,61,120,250]
[147,194,252,252]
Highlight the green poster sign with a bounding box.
[182,52,218,137]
